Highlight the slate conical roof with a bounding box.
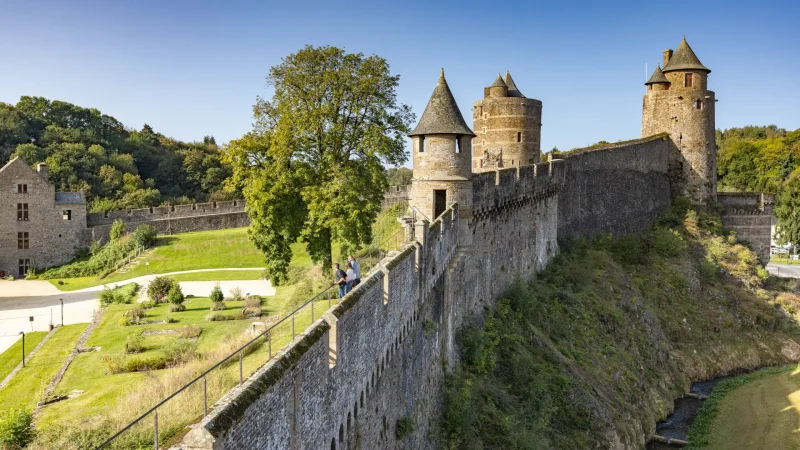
[645,64,670,85]
[503,71,525,98]
[409,69,475,137]
[662,37,710,73]
[491,74,507,87]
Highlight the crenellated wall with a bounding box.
[557,134,674,240]
[176,161,565,450]
[718,192,775,263]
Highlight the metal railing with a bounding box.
[96,229,407,449]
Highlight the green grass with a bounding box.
[686,364,800,449]
[0,325,85,411]
[771,256,800,265]
[168,270,263,283]
[0,332,48,383]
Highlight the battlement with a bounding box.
[472,160,565,217]
[86,200,247,227]
[718,192,775,212]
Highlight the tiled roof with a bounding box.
[55,192,86,204]
[409,69,475,137]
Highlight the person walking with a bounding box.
[345,261,356,294]
[334,263,347,298]
[348,255,361,287]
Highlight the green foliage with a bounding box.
[395,417,415,440]
[716,126,800,193]
[774,169,800,249]
[109,219,126,241]
[124,334,145,354]
[244,296,262,308]
[147,277,175,303]
[210,301,226,311]
[167,284,185,306]
[178,325,201,339]
[386,167,412,186]
[209,284,224,303]
[0,407,34,449]
[223,45,414,284]
[205,312,236,322]
[131,224,157,248]
[98,283,140,306]
[1,97,231,209]
[118,307,146,326]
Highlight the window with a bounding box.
[17,184,27,194]
[479,105,483,117]
[482,127,486,134]
[419,136,425,153]
[648,84,652,90]
[17,232,29,250]
[517,132,522,143]
[17,203,28,221]
[455,137,461,154]
[695,100,702,110]
[18,259,30,277]
[685,73,693,87]
[62,210,72,220]
[433,190,447,219]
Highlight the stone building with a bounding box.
[642,37,717,204]
[0,158,87,277]
[472,71,542,171]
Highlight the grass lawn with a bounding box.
[0,331,48,383]
[771,256,800,265]
[0,324,85,410]
[690,365,800,449]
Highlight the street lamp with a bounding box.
[19,332,24,368]
[60,298,64,326]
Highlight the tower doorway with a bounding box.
[433,190,447,219]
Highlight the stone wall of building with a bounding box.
[718,192,775,263]
[558,134,674,240]
[381,185,410,209]
[472,96,542,171]
[0,159,87,277]
[176,161,565,450]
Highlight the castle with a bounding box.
[171,38,776,449]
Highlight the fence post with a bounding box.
[239,352,243,384]
[311,301,315,322]
[292,314,295,339]
[153,410,158,450]
[203,376,207,417]
[268,334,272,359]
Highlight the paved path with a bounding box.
[0,268,272,354]
[766,262,800,279]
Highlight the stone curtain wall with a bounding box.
[177,161,566,450]
[85,200,249,243]
[381,185,410,208]
[718,192,775,263]
[558,135,673,240]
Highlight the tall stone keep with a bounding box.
[409,69,475,224]
[642,37,716,204]
[472,71,542,172]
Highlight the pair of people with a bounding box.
[334,256,361,298]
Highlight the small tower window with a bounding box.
[684,73,693,88]
[695,100,702,110]
[419,136,425,153]
[63,210,72,220]
[517,132,521,143]
[648,84,652,90]
[482,127,486,134]
[479,105,483,117]
[455,136,461,154]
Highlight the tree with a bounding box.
[223,46,414,284]
[774,169,800,252]
[167,284,185,312]
[387,167,413,186]
[109,219,126,241]
[147,277,174,303]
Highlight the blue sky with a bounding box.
[1,0,797,164]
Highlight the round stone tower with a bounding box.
[472,71,542,172]
[409,69,475,223]
[642,37,716,204]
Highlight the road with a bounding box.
[0,268,274,353]
[766,262,800,279]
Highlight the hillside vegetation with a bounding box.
[443,199,800,449]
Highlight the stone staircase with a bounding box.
[115,248,154,274]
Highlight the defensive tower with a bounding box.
[473,71,542,172]
[409,69,475,224]
[642,37,716,204]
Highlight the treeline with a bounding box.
[0,97,233,212]
[717,125,800,193]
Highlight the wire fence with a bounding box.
[96,228,406,449]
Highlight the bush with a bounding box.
[131,224,157,248]
[140,300,156,309]
[104,355,168,374]
[651,228,686,258]
[125,334,145,354]
[0,407,34,449]
[168,303,185,313]
[110,219,126,242]
[178,325,201,339]
[205,313,236,322]
[209,284,224,303]
[396,417,415,440]
[244,296,262,308]
[163,339,197,366]
[211,301,226,311]
[99,283,140,306]
[165,316,177,323]
[167,284,184,306]
[147,277,175,303]
[229,287,245,302]
[119,306,146,326]
[241,307,262,318]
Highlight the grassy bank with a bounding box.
[687,364,800,449]
[0,331,48,382]
[442,200,800,448]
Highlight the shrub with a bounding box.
[205,313,236,322]
[140,300,156,309]
[178,325,201,339]
[119,306,146,326]
[229,287,245,302]
[244,296,262,308]
[209,284,224,303]
[169,303,186,313]
[5,275,13,281]
[163,339,197,366]
[167,284,185,306]
[99,283,140,306]
[651,228,686,258]
[165,316,177,324]
[147,277,175,303]
[396,417,415,440]
[125,334,145,354]
[0,407,34,449]
[241,307,261,318]
[110,219,126,242]
[131,224,157,248]
[211,301,226,311]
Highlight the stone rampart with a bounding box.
[86,200,247,227]
[718,192,775,263]
[382,185,410,208]
[558,134,673,239]
[472,159,565,217]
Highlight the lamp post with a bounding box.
[19,332,24,368]
[60,298,64,326]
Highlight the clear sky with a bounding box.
[1,0,797,162]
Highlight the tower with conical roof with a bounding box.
[472,71,542,172]
[642,37,716,204]
[409,69,476,223]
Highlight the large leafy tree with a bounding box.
[774,168,800,250]
[223,45,414,283]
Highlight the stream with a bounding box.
[645,370,749,449]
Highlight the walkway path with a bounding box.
[766,262,800,279]
[0,268,273,354]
